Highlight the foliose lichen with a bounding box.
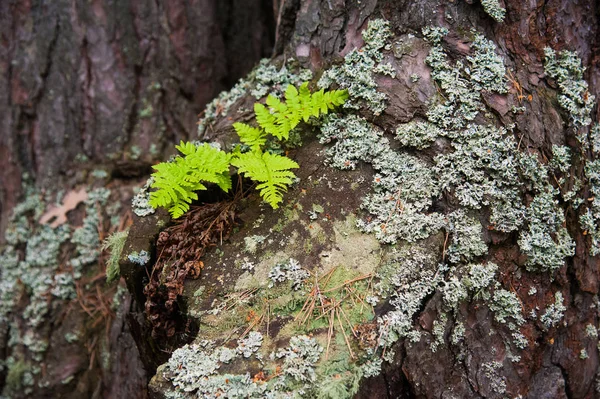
[318,19,393,115]
[544,47,595,130]
[480,0,506,22]
[540,291,567,329]
[268,258,310,290]
[131,177,156,217]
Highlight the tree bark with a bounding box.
[2,0,600,398]
[0,0,274,238]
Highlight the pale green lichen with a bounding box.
[160,334,326,398]
[581,160,600,255]
[480,0,506,22]
[131,177,156,217]
[446,210,488,263]
[430,313,448,352]
[550,145,571,173]
[0,183,113,393]
[544,47,595,130]
[127,250,150,266]
[540,291,566,329]
[518,189,575,272]
[467,33,508,93]
[592,123,600,154]
[489,289,525,330]
[376,248,443,349]
[268,258,309,290]
[481,361,507,394]
[318,19,393,115]
[395,120,444,149]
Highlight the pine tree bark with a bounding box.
[0,0,274,238]
[2,0,600,398]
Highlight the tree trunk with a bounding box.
[2,0,600,398]
[0,1,274,398]
[0,0,274,238]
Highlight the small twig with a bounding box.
[442,231,450,262]
[321,274,372,294]
[336,308,355,359]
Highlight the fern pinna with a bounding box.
[149,82,347,217]
[232,82,347,208]
[149,142,231,218]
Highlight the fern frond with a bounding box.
[231,151,299,209]
[255,83,349,141]
[254,103,278,137]
[149,141,232,218]
[233,122,267,151]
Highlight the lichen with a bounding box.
[430,313,448,352]
[127,250,150,266]
[467,33,508,93]
[518,189,575,272]
[544,47,595,130]
[581,160,600,255]
[540,291,566,329]
[480,0,506,22]
[131,177,156,217]
[446,210,488,263]
[318,19,393,115]
[268,258,310,290]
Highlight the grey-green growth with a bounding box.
[102,230,129,282]
[318,19,393,115]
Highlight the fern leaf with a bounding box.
[255,103,278,137]
[233,122,267,151]
[231,151,299,209]
[149,142,231,218]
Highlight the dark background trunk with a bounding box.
[0,0,275,238]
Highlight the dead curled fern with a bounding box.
[149,82,348,217]
[145,200,238,338]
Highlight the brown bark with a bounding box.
[0,0,274,238]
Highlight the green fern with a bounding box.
[149,142,231,218]
[254,83,348,140]
[233,122,267,151]
[231,151,299,209]
[148,82,347,217]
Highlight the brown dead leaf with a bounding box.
[39,188,88,228]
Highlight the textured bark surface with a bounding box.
[3,0,600,398]
[137,0,600,398]
[286,1,600,397]
[0,1,274,398]
[0,0,274,238]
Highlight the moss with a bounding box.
[102,230,129,283]
[5,359,29,392]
